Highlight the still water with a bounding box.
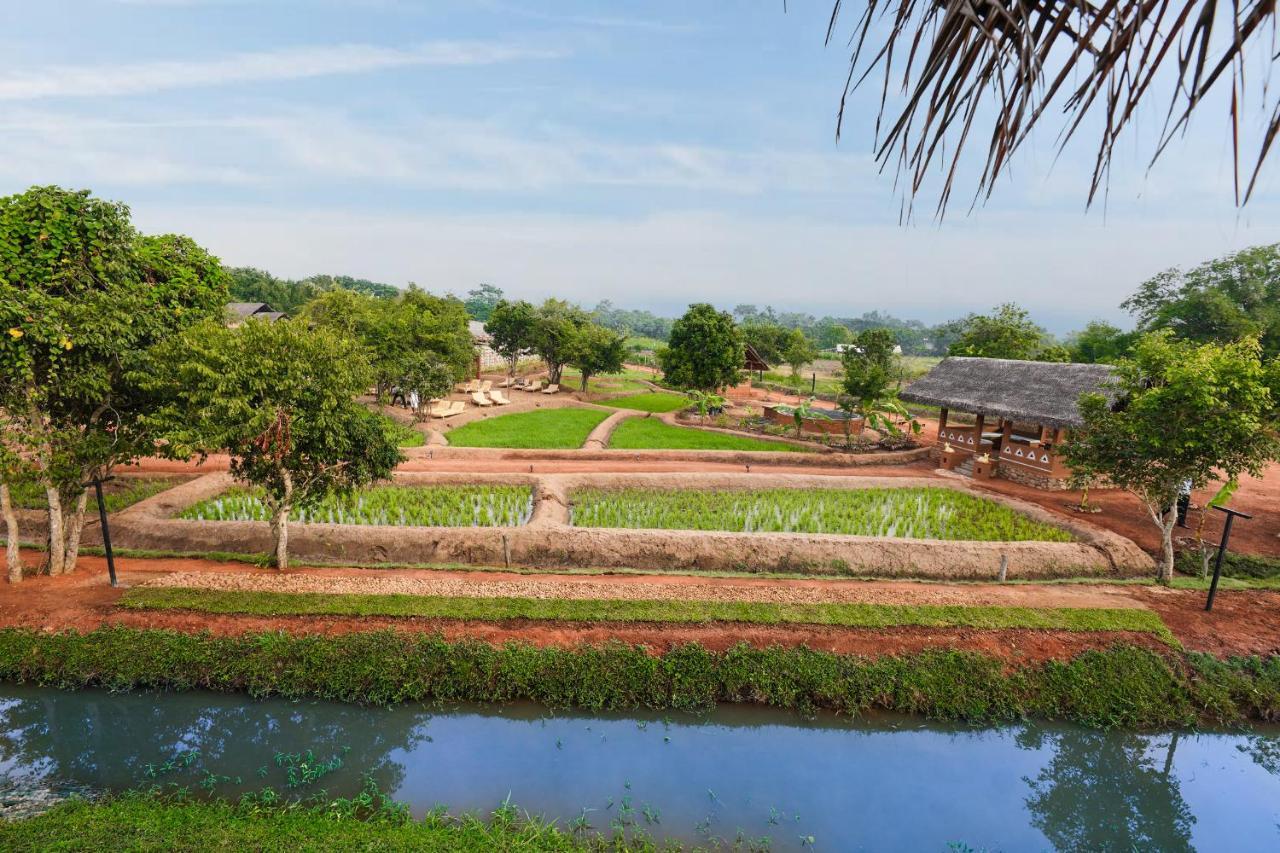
[0,686,1277,851]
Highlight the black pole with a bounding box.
[1205,506,1252,612]
[811,373,816,394]
[92,478,117,588]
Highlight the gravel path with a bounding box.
[142,569,1145,609]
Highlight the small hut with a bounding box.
[225,302,283,326]
[743,343,770,380]
[901,357,1118,489]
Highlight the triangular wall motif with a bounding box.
[1040,454,1050,463]
[1015,449,1024,457]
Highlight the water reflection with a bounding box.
[0,687,1277,851]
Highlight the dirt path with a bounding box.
[4,552,1277,657]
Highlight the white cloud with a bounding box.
[128,205,1280,332]
[0,41,564,101]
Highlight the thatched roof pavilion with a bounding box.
[901,357,1117,430]
[902,357,1118,489]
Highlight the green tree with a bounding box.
[486,300,539,379]
[529,299,591,385]
[146,319,402,569]
[464,283,504,322]
[1122,244,1280,357]
[0,187,227,577]
[948,303,1051,360]
[781,329,819,377]
[398,355,454,423]
[660,304,743,392]
[840,329,919,442]
[566,324,627,392]
[814,318,853,351]
[1067,320,1137,364]
[740,321,792,365]
[1062,333,1280,581]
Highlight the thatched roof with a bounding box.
[901,357,1118,429]
[743,343,769,372]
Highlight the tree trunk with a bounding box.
[580,372,590,392]
[1,483,21,583]
[548,362,562,384]
[269,469,294,570]
[60,489,90,575]
[1157,500,1178,584]
[270,507,290,570]
[44,487,65,576]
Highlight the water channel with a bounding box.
[0,686,1277,851]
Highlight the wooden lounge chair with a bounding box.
[429,401,453,418]
[442,401,467,418]
[471,391,493,407]
[489,390,510,405]
[479,380,492,393]
[524,380,543,393]
[499,376,515,388]
[541,383,559,395]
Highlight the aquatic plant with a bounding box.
[569,486,1073,542]
[180,485,533,528]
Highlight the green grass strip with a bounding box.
[0,795,633,852]
[602,392,690,413]
[607,418,809,452]
[446,408,611,449]
[122,587,1176,642]
[0,627,1276,727]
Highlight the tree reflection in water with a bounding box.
[1019,726,1195,852]
[0,689,427,798]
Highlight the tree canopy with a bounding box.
[464,284,504,322]
[145,319,403,569]
[948,303,1059,361]
[1062,333,1280,581]
[566,324,628,391]
[660,304,743,392]
[0,186,227,577]
[1122,244,1280,358]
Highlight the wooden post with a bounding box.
[938,407,949,436]
[973,413,985,453]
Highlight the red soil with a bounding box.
[3,552,1277,659]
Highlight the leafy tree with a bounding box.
[0,186,227,577]
[1062,333,1280,581]
[740,321,792,365]
[566,324,627,392]
[590,300,672,340]
[782,329,819,377]
[529,299,591,385]
[463,284,504,322]
[145,319,403,569]
[660,304,744,392]
[226,268,399,315]
[1067,320,1137,364]
[301,274,398,300]
[398,355,454,422]
[486,300,539,378]
[1121,244,1280,357]
[814,318,853,350]
[685,390,726,422]
[840,329,920,441]
[949,303,1052,360]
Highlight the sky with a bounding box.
[3,1,1278,335]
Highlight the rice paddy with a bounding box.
[602,392,690,413]
[179,485,534,527]
[569,486,1074,541]
[607,418,809,452]
[445,408,610,449]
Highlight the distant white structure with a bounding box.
[835,343,903,356]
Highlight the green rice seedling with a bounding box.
[568,486,1074,542]
[180,485,533,528]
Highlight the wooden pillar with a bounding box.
[973,412,985,455]
[1002,418,1013,444]
[938,407,949,437]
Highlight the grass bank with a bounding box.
[607,419,809,453]
[122,587,1175,642]
[0,794,638,852]
[8,477,180,513]
[570,486,1073,541]
[446,408,611,449]
[0,628,1276,727]
[602,392,689,413]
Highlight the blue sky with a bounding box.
[4,1,1277,334]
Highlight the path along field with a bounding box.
[2,550,1277,659]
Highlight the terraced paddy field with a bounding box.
[608,418,809,452]
[179,485,534,527]
[570,486,1074,541]
[445,408,610,449]
[602,391,689,413]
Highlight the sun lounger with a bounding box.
[471,391,493,407]
[489,390,510,405]
[479,380,492,393]
[524,380,543,393]
[541,383,559,394]
[439,401,466,418]
[429,402,453,418]
[499,377,515,388]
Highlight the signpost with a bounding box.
[1205,505,1252,612]
[91,477,118,588]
